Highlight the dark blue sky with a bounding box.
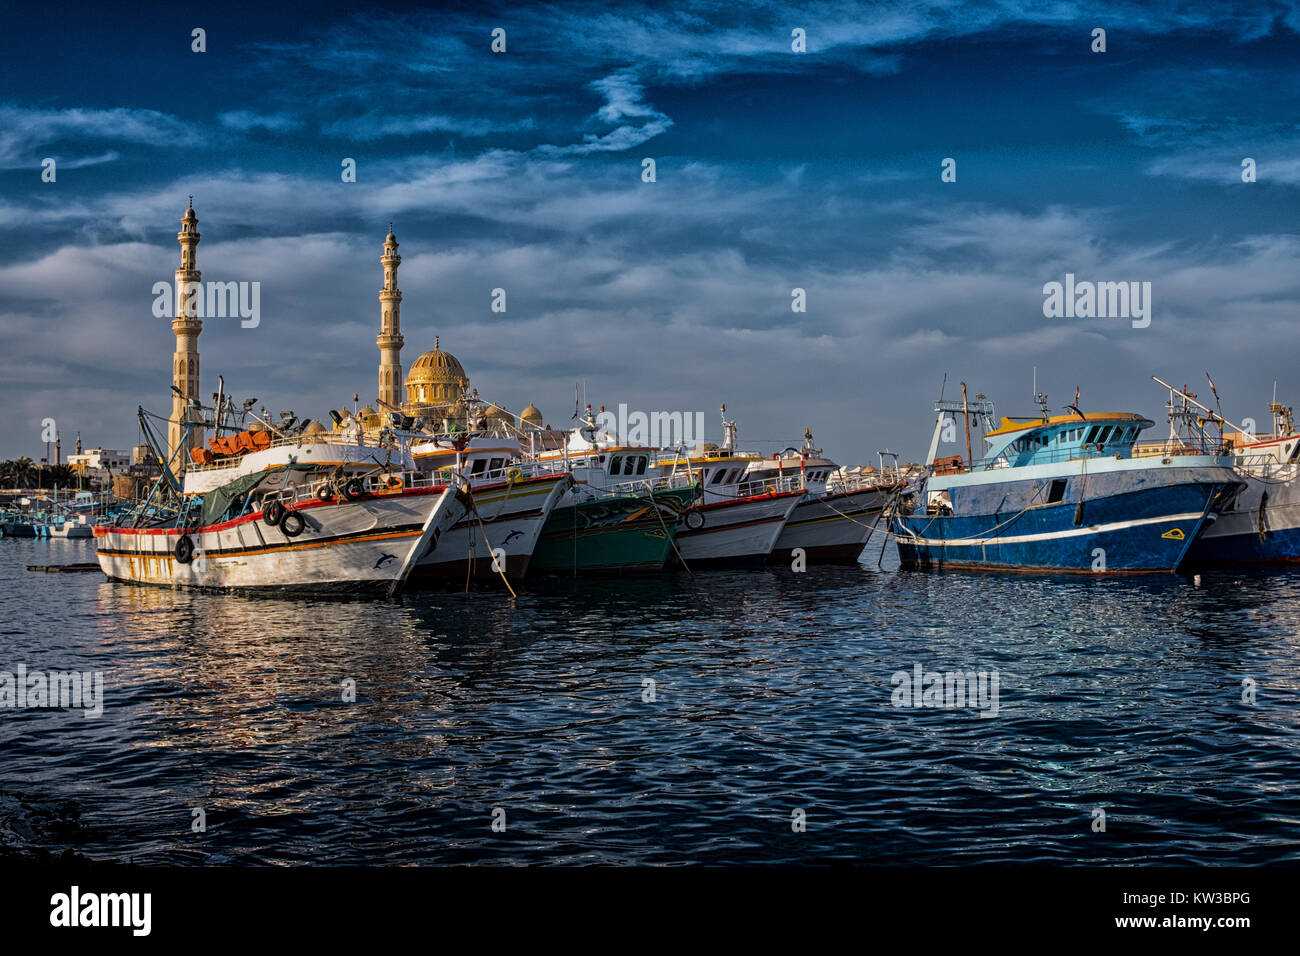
[2,1,1298,463]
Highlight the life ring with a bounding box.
[342,477,365,501]
[263,499,286,527]
[317,485,335,502]
[174,534,195,564]
[507,467,522,482]
[280,511,306,537]
[384,475,402,490]
[684,510,705,531]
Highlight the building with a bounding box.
[66,448,132,486]
[351,227,544,436]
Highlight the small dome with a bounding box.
[303,421,326,436]
[520,403,543,427]
[485,403,512,421]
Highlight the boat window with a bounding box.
[623,457,636,475]
[709,469,726,484]
[470,459,487,475]
[1047,478,1067,503]
[1085,426,1100,444]
[608,455,622,473]
[489,458,505,473]
[635,456,647,475]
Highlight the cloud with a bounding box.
[322,112,534,141]
[218,110,304,132]
[0,104,199,169]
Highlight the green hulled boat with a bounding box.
[530,485,699,575]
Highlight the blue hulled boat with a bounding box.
[892,389,1244,573]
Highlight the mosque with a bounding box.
[331,224,546,439]
[164,204,546,470]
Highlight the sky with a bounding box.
[2,0,1299,465]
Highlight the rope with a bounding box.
[649,489,693,574]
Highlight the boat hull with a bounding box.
[674,491,801,568]
[530,488,695,575]
[94,486,467,594]
[894,467,1239,573]
[410,474,571,583]
[768,486,893,565]
[1184,470,1300,564]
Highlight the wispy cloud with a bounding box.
[0,104,199,169]
[218,110,304,132]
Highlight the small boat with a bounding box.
[892,384,1244,573]
[410,434,573,581]
[744,433,906,564]
[1179,385,1300,564]
[46,514,93,538]
[653,407,802,567]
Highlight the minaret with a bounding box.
[377,224,404,410]
[168,198,203,475]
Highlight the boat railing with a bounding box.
[943,440,1229,475]
[264,469,448,508]
[1234,453,1297,479]
[612,473,699,494]
[187,433,406,473]
[734,474,800,498]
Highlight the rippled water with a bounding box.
[1,534,1297,865]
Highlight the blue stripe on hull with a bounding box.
[894,482,1220,572]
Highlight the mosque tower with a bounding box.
[168,198,203,475]
[377,225,404,410]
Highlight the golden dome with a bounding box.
[358,405,377,418]
[485,403,512,421]
[303,421,326,436]
[406,341,465,385]
[520,403,543,427]
[404,337,468,407]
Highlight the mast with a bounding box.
[961,381,972,466]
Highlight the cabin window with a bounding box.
[1047,479,1067,503]
[470,459,487,475]
[609,455,622,473]
[623,457,636,475]
[709,469,726,484]
[635,456,647,475]
[489,458,505,472]
[1085,426,1100,444]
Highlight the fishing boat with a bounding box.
[892,384,1243,573]
[95,466,469,594]
[526,406,699,574]
[743,432,906,564]
[652,407,802,567]
[95,402,471,594]
[1178,383,1300,564]
[409,433,572,581]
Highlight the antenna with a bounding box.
[1032,366,1037,402]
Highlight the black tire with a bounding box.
[317,485,334,502]
[684,509,705,530]
[342,477,365,501]
[263,499,286,527]
[174,534,195,564]
[280,511,306,537]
